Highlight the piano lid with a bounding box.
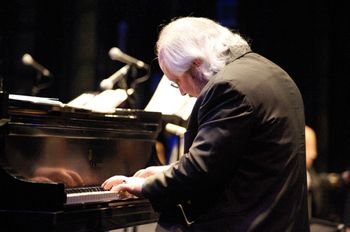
[0,93,163,211]
[7,94,162,140]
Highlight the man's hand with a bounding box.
[101,175,127,190]
[133,165,171,178]
[102,165,171,198]
[102,175,145,198]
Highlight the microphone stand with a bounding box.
[31,71,54,96]
[126,64,151,109]
[115,72,135,109]
[123,65,139,109]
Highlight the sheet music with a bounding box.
[145,75,196,121]
[65,92,97,108]
[67,89,128,113]
[9,94,65,107]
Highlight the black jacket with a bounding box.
[142,52,310,232]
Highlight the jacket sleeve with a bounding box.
[142,81,255,212]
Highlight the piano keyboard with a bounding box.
[65,186,123,205]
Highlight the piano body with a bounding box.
[0,91,162,231]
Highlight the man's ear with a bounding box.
[192,58,202,67]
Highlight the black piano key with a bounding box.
[65,186,105,194]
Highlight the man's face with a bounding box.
[159,60,207,97]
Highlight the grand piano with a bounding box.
[0,89,162,231]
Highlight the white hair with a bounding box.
[157,17,251,79]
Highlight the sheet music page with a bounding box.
[66,92,98,109]
[145,75,196,121]
[9,94,65,107]
[67,89,128,113]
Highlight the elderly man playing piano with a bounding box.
[102,16,309,232]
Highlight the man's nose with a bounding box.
[179,87,186,96]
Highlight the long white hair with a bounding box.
[157,17,251,79]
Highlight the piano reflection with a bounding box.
[0,90,162,231]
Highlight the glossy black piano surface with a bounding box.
[0,92,162,231]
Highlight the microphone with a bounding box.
[22,53,51,77]
[109,47,149,69]
[99,65,130,90]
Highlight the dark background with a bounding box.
[1,0,349,223]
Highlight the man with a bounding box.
[102,17,309,231]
